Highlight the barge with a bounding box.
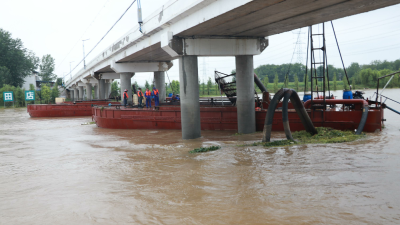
[27,101,114,117]
[92,97,384,132]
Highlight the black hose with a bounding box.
[262,89,286,142]
[282,90,294,141]
[289,90,317,135]
[262,88,317,142]
[355,105,369,135]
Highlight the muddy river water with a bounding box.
[1,89,400,224]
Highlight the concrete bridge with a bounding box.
[65,0,400,139]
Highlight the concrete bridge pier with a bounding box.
[107,61,173,106]
[236,55,256,134]
[74,87,79,101]
[105,80,112,99]
[161,33,268,139]
[154,71,166,104]
[93,83,98,100]
[69,89,74,102]
[179,55,201,139]
[99,79,105,99]
[85,83,92,100]
[120,73,134,105]
[78,86,84,101]
[73,88,78,101]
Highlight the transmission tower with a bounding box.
[292,29,306,64]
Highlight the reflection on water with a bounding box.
[0,89,399,224]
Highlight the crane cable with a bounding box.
[331,21,351,88]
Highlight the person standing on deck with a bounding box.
[145,88,152,108]
[152,87,159,106]
[123,89,129,107]
[137,88,144,108]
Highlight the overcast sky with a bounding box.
[1,0,399,85]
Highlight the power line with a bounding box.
[57,0,111,73]
[325,29,400,46]
[281,28,302,87]
[66,0,137,81]
[332,14,400,33]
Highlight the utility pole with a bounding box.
[82,39,90,69]
[69,61,74,80]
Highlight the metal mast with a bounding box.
[309,23,328,123]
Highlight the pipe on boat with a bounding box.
[385,105,400,115]
[303,99,368,109]
[282,90,294,141]
[262,88,317,142]
[283,89,318,140]
[254,74,268,93]
[303,99,369,135]
[262,89,285,142]
[355,105,369,135]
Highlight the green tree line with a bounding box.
[132,58,400,97]
[254,59,400,84]
[1,28,57,93]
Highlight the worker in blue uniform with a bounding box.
[153,87,159,106]
[145,88,152,108]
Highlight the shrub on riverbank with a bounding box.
[0,84,59,107]
[0,84,26,107]
[251,127,365,147]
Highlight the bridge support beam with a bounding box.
[99,79,105,99]
[154,71,166,104]
[85,83,92,100]
[179,55,201,139]
[120,73,133,105]
[236,55,255,134]
[78,86,84,101]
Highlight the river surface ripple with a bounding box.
[0,89,400,224]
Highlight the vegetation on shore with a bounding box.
[1,28,56,88]
[133,59,400,97]
[1,28,59,107]
[0,84,59,107]
[249,127,366,148]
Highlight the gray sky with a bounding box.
[1,0,399,85]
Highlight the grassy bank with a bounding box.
[0,105,27,109]
[250,127,366,148]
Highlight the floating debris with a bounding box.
[81,122,96,125]
[189,146,221,153]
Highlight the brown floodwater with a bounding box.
[1,89,399,224]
